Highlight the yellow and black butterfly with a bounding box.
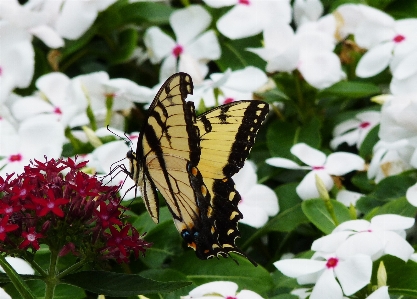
[126,72,268,265]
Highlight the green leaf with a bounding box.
[169,252,274,296]
[61,271,191,296]
[266,118,321,160]
[0,255,36,299]
[107,28,139,64]
[319,81,381,99]
[365,197,417,220]
[217,36,266,71]
[356,174,416,214]
[373,256,417,297]
[139,269,190,299]
[359,125,380,159]
[120,2,174,25]
[302,199,351,234]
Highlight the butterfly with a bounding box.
[126,72,268,265]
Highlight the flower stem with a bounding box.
[44,250,59,299]
[57,258,88,279]
[0,255,36,299]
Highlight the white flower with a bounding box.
[248,21,345,89]
[55,0,118,40]
[188,67,268,107]
[11,72,84,126]
[0,114,65,176]
[203,0,292,40]
[355,12,417,79]
[180,281,264,299]
[274,252,372,299]
[312,215,415,262]
[144,5,221,84]
[266,143,365,200]
[68,71,150,129]
[0,0,64,48]
[367,139,414,183]
[0,23,34,101]
[330,111,380,149]
[233,161,279,228]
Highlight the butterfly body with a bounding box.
[127,73,268,265]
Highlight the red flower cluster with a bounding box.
[0,157,151,263]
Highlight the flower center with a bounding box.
[312,166,324,170]
[359,121,370,128]
[27,233,36,242]
[9,153,22,162]
[0,66,3,76]
[326,257,339,268]
[393,34,405,43]
[0,227,4,233]
[172,45,183,57]
[239,0,250,5]
[54,107,62,115]
[5,207,13,214]
[224,97,235,104]
[226,297,237,299]
[47,202,55,209]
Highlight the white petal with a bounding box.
[336,190,363,207]
[236,289,264,299]
[188,281,238,297]
[293,0,323,27]
[325,152,365,175]
[159,55,178,83]
[330,130,360,149]
[333,119,360,136]
[56,1,98,39]
[274,259,325,277]
[217,4,263,39]
[310,269,343,299]
[19,114,65,159]
[92,140,129,172]
[335,232,383,260]
[291,143,326,167]
[333,219,370,233]
[406,183,417,207]
[224,67,267,92]
[171,5,211,45]
[265,157,305,170]
[0,288,11,299]
[29,25,64,48]
[371,214,415,230]
[239,203,269,228]
[203,0,237,8]
[379,231,414,261]
[3,257,34,275]
[390,72,417,95]
[299,51,345,89]
[144,27,176,64]
[11,96,53,121]
[335,255,372,295]
[36,72,71,105]
[244,184,279,216]
[186,30,221,61]
[178,54,207,84]
[356,43,394,78]
[366,286,389,299]
[392,51,417,80]
[233,160,257,194]
[296,170,333,200]
[311,231,352,253]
